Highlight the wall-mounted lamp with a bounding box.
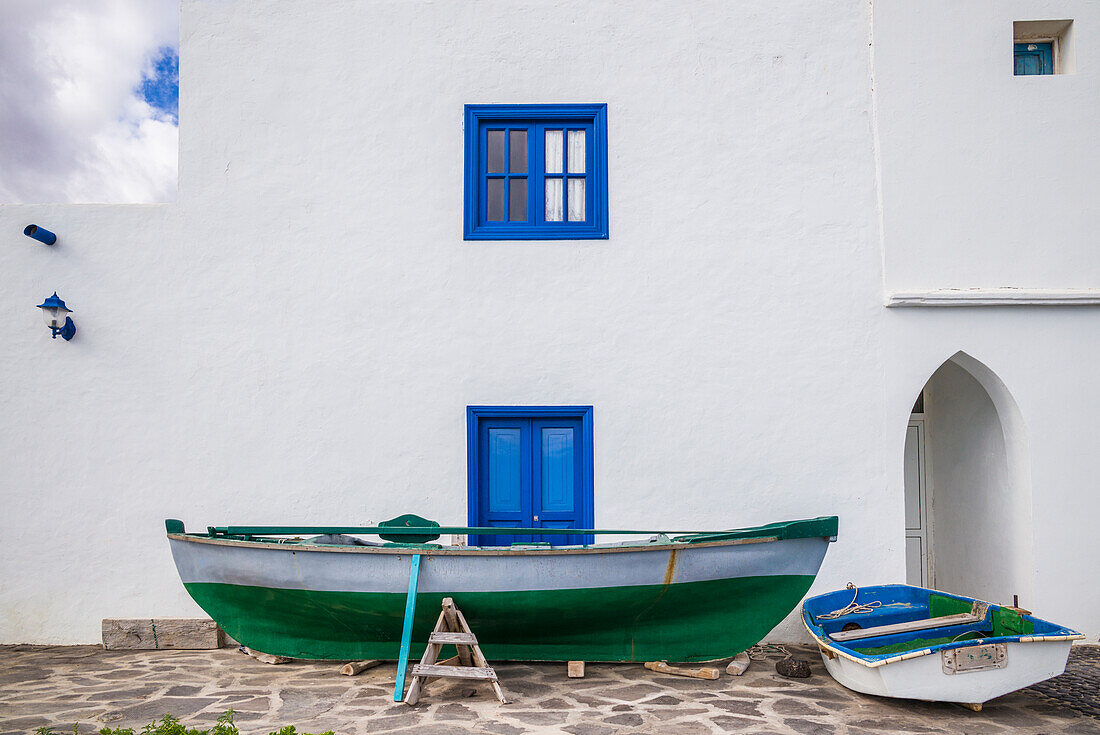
[36,293,76,341]
[24,224,57,245]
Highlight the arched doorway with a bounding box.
[903,352,1035,606]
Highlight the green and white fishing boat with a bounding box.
[166,515,838,663]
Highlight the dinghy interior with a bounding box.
[803,585,1082,665]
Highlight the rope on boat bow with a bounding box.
[817,582,883,619]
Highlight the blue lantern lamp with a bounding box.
[36,293,76,341]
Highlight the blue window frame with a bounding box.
[464,104,608,240]
[466,406,595,546]
[1014,42,1053,75]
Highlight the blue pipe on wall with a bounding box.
[24,224,57,245]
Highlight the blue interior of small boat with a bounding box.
[802,584,1077,660]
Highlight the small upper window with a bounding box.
[1014,20,1075,75]
[464,104,608,240]
[1014,42,1053,75]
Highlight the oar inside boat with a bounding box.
[185,514,841,545]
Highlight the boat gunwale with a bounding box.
[167,532,797,555]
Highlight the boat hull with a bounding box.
[170,533,831,662]
[816,638,1073,704]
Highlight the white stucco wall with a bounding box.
[0,0,887,644]
[875,0,1100,290]
[876,0,1100,638]
[1,0,1096,646]
[883,315,1100,640]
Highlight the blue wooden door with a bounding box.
[476,417,587,546]
[1014,43,1053,75]
[477,419,532,546]
[531,418,586,545]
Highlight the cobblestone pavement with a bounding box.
[1030,645,1100,720]
[1,644,1097,735]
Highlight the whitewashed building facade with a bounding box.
[2,0,1098,645]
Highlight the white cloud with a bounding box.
[0,0,178,203]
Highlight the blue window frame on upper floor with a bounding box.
[464,104,608,240]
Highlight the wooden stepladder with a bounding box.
[403,597,507,705]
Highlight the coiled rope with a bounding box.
[816,582,882,619]
[746,643,792,661]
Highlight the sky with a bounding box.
[0,0,179,203]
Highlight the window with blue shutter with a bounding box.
[1014,42,1053,75]
[464,105,608,240]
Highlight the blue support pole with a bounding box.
[393,554,422,702]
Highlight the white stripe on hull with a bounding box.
[170,536,829,594]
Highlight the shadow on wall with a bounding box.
[916,351,1034,607]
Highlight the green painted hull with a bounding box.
[186,573,815,662]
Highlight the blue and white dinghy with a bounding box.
[802,584,1083,709]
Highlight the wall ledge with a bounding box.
[885,289,1100,307]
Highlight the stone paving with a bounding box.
[1,644,1097,735]
[1030,645,1100,720]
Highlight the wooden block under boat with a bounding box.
[102,618,223,650]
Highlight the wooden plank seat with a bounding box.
[429,631,478,645]
[829,601,989,643]
[411,664,497,680]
